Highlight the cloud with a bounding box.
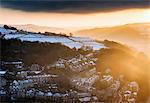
[1,0,149,13]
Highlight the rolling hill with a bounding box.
[75,23,150,41]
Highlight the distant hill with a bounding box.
[75,23,150,56]
[75,23,150,41]
[0,24,70,34]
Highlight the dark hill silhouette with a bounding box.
[1,38,79,66]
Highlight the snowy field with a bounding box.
[0,27,105,50]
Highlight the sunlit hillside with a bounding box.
[1,24,150,102]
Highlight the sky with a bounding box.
[0,0,150,28]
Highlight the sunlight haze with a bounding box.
[0,8,150,28]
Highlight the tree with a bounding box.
[69,33,73,37]
[10,27,17,30]
[3,25,17,30]
[3,25,10,29]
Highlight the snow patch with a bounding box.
[1,27,105,50]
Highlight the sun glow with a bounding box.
[0,8,150,28]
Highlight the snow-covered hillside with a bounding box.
[0,27,105,50]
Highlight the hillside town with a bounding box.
[0,26,140,102]
[0,52,139,102]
